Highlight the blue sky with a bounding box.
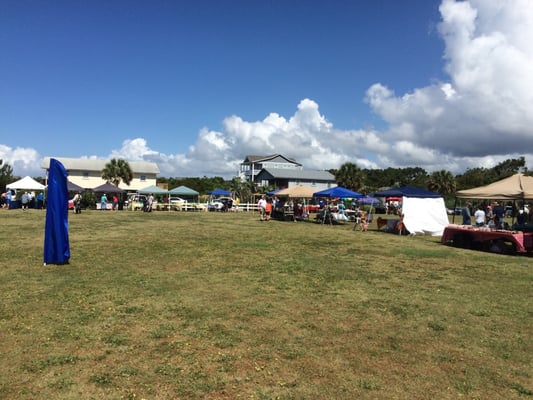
[1,0,532,178]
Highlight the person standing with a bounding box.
[474,205,486,227]
[36,192,44,209]
[265,198,272,221]
[146,193,154,212]
[73,192,82,214]
[21,191,30,211]
[492,202,505,229]
[258,196,267,221]
[112,194,119,211]
[6,190,12,209]
[462,202,472,225]
[100,193,108,210]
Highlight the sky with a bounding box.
[1,0,533,179]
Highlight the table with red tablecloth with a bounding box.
[441,224,533,253]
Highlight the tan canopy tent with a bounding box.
[456,173,533,200]
[275,184,316,198]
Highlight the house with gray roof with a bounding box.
[41,157,160,191]
[239,154,336,190]
[239,154,302,183]
[255,168,335,192]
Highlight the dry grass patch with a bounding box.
[0,209,531,399]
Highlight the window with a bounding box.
[140,175,146,181]
[83,172,89,179]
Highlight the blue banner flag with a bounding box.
[44,158,70,265]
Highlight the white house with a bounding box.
[239,154,302,183]
[239,154,335,190]
[41,157,160,191]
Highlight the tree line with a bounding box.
[1,157,530,205]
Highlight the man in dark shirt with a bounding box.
[462,202,472,225]
[492,202,505,229]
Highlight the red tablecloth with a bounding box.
[441,224,533,253]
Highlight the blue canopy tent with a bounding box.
[358,195,380,204]
[313,186,363,199]
[208,189,232,196]
[373,186,448,236]
[267,189,281,196]
[357,195,380,218]
[373,186,442,198]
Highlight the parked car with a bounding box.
[165,196,188,211]
[169,196,186,205]
[208,197,233,211]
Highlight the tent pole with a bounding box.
[452,197,458,224]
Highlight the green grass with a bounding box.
[0,209,531,399]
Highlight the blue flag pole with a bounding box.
[43,158,70,265]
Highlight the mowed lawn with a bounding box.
[0,209,531,400]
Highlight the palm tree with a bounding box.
[427,170,456,195]
[101,159,133,187]
[334,162,365,191]
[229,177,256,203]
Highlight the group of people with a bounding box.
[99,193,121,211]
[461,201,530,229]
[1,190,45,210]
[257,196,273,221]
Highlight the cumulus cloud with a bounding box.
[2,0,533,179]
[367,0,533,163]
[105,0,533,177]
[101,100,375,178]
[0,144,41,177]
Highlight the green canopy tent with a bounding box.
[168,185,200,202]
[137,185,169,210]
[138,185,168,195]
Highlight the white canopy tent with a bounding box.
[374,186,449,236]
[6,176,46,191]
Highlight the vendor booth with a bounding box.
[373,186,449,236]
[442,173,533,253]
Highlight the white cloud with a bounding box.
[2,0,533,180]
[367,0,533,163]
[0,144,42,177]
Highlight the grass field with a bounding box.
[0,209,531,399]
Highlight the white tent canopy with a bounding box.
[6,176,46,191]
[402,197,449,236]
